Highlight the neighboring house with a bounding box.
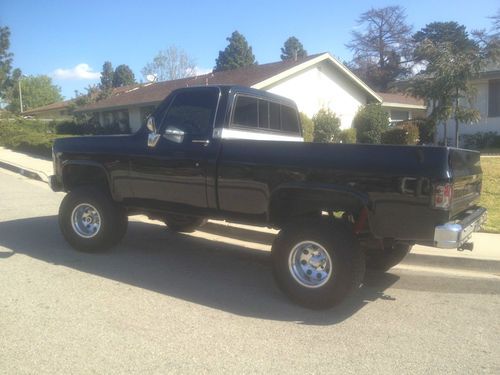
[74,53,424,132]
[21,99,74,120]
[377,92,426,125]
[24,53,425,133]
[438,65,500,145]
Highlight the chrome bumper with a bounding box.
[434,207,487,249]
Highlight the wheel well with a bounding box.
[269,189,365,226]
[62,164,110,194]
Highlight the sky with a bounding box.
[1,0,498,99]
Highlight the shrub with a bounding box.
[337,128,357,144]
[299,112,314,142]
[352,103,389,144]
[381,124,420,145]
[312,108,341,143]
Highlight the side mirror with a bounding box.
[163,126,185,143]
[146,116,156,133]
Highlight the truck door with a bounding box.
[129,87,220,209]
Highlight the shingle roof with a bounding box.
[377,92,426,108]
[77,53,327,112]
[22,99,74,114]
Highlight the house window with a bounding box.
[390,110,410,124]
[488,79,500,118]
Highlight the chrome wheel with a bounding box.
[71,203,101,238]
[288,241,333,288]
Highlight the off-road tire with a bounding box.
[272,220,365,310]
[59,187,128,252]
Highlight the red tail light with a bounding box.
[433,183,453,209]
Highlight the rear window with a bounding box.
[232,94,300,135]
[233,96,258,128]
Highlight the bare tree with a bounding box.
[346,6,413,91]
[141,46,196,82]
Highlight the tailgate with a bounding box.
[449,148,482,217]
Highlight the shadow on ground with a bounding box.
[0,215,403,324]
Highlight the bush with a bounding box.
[352,103,389,144]
[381,124,420,145]
[299,112,314,142]
[312,108,341,143]
[0,119,68,157]
[337,128,357,144]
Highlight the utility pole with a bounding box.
[18,79,24,113]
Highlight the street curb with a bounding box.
[403,252,500,274]
[0,159,48,183]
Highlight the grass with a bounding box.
[479,156,500,233]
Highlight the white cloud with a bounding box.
[52,63,100,80]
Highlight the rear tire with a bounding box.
[164,214,207,233]
[59,187,128,252]
[272,220,365,310]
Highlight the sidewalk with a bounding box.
[0,146,52,182]
[0,146,498,272]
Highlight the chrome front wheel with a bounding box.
[288,241,332,288]
[71,203,102,238]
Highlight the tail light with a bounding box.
[433,183,453,210]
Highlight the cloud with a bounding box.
[52,63,100,80]
[193,66,212,76]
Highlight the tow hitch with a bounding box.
[458,242,474,252]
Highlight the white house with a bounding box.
[438,65,500,145]
[73,53,425,133]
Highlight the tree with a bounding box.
[281,37,307,61]
[112,64,136,87]
[141,46,196,82]
[410,22,486,146]
[214,31,256,72]
[346,6,413,91]
[6,75,62,112]
[299,112,314,142]
[0,26,14,102]
[352,103,389,144]
[100,61,114,91]
[312,108,341,143]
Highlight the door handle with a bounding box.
[192,139,210,146]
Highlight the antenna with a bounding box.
[146,74,158,83]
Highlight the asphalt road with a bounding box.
[0,169,499,374]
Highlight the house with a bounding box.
[21,99,74,119]
[74,53,425,132]
[438,64,500,145]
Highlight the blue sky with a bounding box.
[1,0,498,99]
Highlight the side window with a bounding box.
[233,96,258,128]
[269,102,281,130]
[161,89,218,135]
[258,100,269,128]
[281,105,300,133]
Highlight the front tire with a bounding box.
[272,220,365,309]
[59,187,128,252]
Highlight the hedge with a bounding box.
[381,124,420,145]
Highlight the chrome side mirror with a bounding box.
[146,116,156,133]
[163,126,185,143]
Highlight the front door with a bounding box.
[129,87,220,209]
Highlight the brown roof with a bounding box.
[23,99,74,114]
[377,92,426,108]
[78,54,325,112]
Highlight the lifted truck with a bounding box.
[50,85,487,309]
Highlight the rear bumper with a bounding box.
[434,207,487,249]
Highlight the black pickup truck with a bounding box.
[50,85,487,309]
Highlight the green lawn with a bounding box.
[480,157,500,233]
